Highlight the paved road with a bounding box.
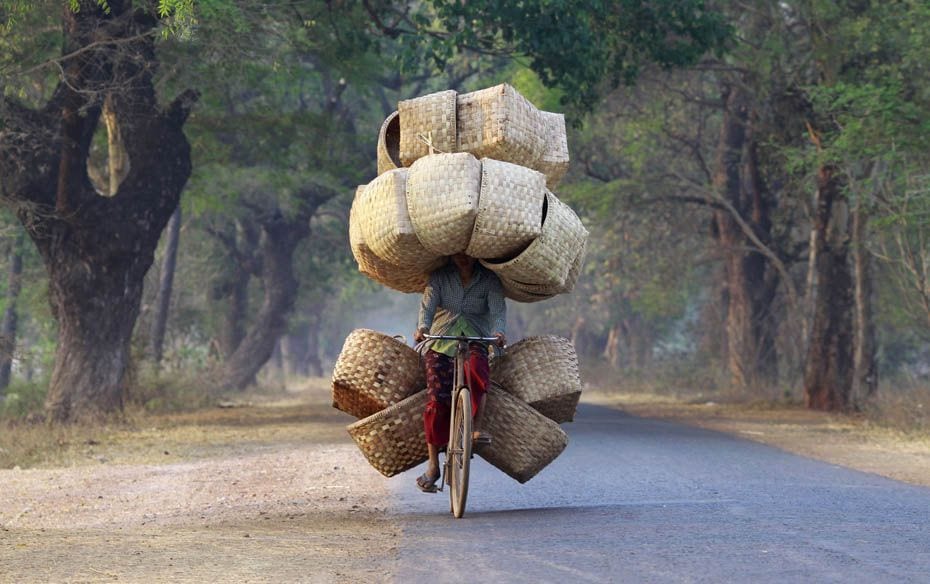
[386,403,930,583]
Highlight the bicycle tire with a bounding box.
[449,387,472,518]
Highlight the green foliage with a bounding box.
[401,0,732,112]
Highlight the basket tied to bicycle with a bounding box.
[334,83,586,517]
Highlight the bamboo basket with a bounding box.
[376,111,401,175]
[499,277,558,303]
[399,90,457,166]
[531,111,570,189]
[456,84,548,169]
[476,385,568,483]
[465,158,547,259]
[332,329,425,419]
[406,153,482,256]
[490,335,583,423]
[346,390,429,478]
[480,191,588,288]
[349,186,439,293]
[357,169,440,271]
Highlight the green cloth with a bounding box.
[430,315,480,357]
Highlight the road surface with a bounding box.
[386,403,930,583]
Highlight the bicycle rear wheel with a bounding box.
[448,387,472,518]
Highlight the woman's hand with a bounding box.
[414,328,427,343]
[494,332,506,348]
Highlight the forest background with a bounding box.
[0,0,928,440]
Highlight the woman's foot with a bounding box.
[416,469,441,493]
[473,431,492,446]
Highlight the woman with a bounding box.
[413,253,506,493]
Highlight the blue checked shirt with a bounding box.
[418,263,507,355]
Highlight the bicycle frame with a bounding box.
[423,334,501,518]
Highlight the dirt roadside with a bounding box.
[0,383,397,583]
[587,390,930,489]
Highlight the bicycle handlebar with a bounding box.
[423,334,500,342]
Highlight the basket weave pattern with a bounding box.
[377,111,401,175]
[480,191,588,288]
[332,329,425,419]
[358,169,440,271]
[406,153,482,256]
[490,335,583,424]
[456,84,547,168]
[465,158,546,259]
[349,187,435,293]
[399,90,457,166]
[532,111,570,189]
[346,390,429,477]
[476,385,568,483]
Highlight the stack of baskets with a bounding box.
[335,85,587,485]
[334,330,583,484]
[351,83,588,302]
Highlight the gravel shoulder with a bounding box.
[0,382,396,583]
[587,390,930,489]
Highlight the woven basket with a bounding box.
[346,389,429,478]
[490,335,583,424]
[349,187,438,293]
[399,90,457,166]
[531,111,570,189]
[358,169,440,271]
[465,158,547,259]
[377,111,401,175]
[456,84,547,169]
[480,191,588,288]
[476,385,568,483]
[406,153,482,256]
[332,329,425,419]
[499,277,558,303]
[561,237,587,293]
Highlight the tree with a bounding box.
[0,1,197,421]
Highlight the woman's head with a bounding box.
[451,253,475,271]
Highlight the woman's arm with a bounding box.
[417,273,440,336]
[487,274,506,339]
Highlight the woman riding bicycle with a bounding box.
[413,253,506,493]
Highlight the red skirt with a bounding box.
[423,344,489,446]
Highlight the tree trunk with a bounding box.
[282,325,309,377]
[603,324,620,369]
[0,4,197,422]
[0,234,24,391]
[851,201,877,403]
[303,315,324,377]
[712,85,778,390]
[150,206,182,367]
[207,211,310,392]
[803,165,855,411]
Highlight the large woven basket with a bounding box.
[480,191,588,288]
[490,335,583,423]
[465,158,547,259]
[531,111,570,189]
[499,277,558,303]
[357,169,440,271]
[406,153,482,256]
[332,329,425,419]
[349,188,438,293]
[476,385,568,483]
[346,389,429,478]
[376,111,401,175]
[399,90,457,166]
[456,84,547,169]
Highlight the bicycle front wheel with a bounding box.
[449,387,472,518]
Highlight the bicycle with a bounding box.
[422,334,503,518]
